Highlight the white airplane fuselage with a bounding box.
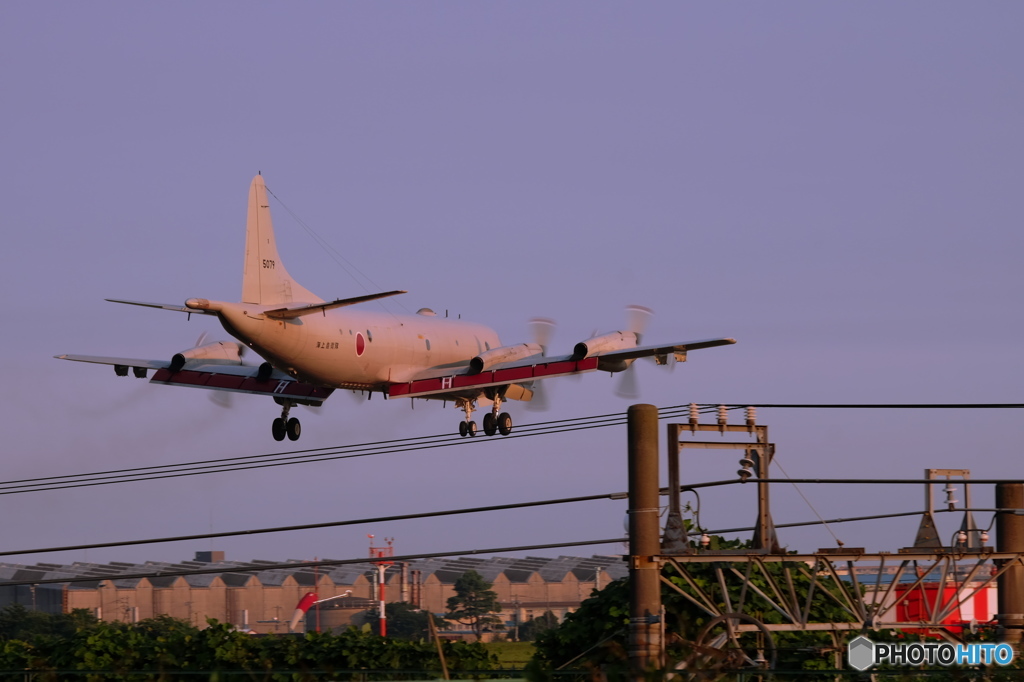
[196,300,501,389]
[56,173,735,442]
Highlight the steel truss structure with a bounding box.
[654,411,1024,671]
[661,550,1024,640]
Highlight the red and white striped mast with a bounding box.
[368,535,394,636]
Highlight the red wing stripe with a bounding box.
[388,357,599,399]
[151,369,333,401]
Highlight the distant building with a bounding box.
[0,554,627,635]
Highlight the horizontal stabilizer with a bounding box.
[263,290,407,320]
[106,299,217,315]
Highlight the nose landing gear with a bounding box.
[457,399,478,437]
[272,401,301,442]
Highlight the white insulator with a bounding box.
[944,483,958,509]
[717,404,727,425]
[689,403,699,424]
[981,530,990,543]
[956,530,968,545]
[745,406,757,424]
[700,533,711,548]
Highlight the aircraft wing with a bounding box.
[591,337,737,363]
[55,354,171,370]
[387,336,736,401]
[55,354,333,406]
[388,357,600,400]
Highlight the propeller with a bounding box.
[616,305,655,399]
[198,332,248,409]
[615,364,640,400]
[528,317,556,355]
[624,304,653,341]
[525,317,557,412]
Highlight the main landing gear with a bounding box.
[457,397,512,438]
[272,400,301,442]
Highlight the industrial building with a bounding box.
[0,553,628,635]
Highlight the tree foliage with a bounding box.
[533,534,860,676]
[515,610,559,642]
[0,605,496,678]
[374,601,431,640]
[532,536,1024,679]
[444,569,503,640]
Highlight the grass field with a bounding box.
[485,641,536,667]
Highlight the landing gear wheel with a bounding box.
[467,420,477,437]
[459,421,469,437]
[483,413,497,436]
[286,417,301,441]
[497,412,513,436]
[272,417,286,442]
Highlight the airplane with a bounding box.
[57,174,735,441]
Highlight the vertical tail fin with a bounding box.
[241,174,323,306]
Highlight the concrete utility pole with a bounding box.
[996,483,1024,653]
[627,404,662,678]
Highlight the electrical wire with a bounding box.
[0,491,626,559]
[265,185,412,316]
[772,457,845,547]
[0,538,629,588]
[2,403,1021,496]
[0,411,631,495]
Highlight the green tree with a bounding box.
[0,611,498,677]
[376,601,431,640]
[445,569,503,640]
[517,610,559,642]
[533,535,868,678]
[0,604,96,642]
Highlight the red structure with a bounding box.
[895,581,995,635]
[368,535,394,636]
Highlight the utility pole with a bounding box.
[996,483,1024,653]
[627,404,662,678]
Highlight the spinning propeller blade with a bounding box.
[617,305,655,398]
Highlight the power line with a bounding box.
[0,491,624,559]
[3,505,1009,587]
[0,538,627,588]
[728,404,1024,409]
[3,403,1021,496]
[0,412,629,495]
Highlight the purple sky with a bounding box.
[1,3,1021,568]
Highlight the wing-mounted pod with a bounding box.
[469,343,544,375]
[169,339,245,373]
[571,331,640,372]
[570,305,652,372]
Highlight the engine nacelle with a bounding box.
[469,343,544,374]
[571,331,639,362]
[169,341,244,372]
